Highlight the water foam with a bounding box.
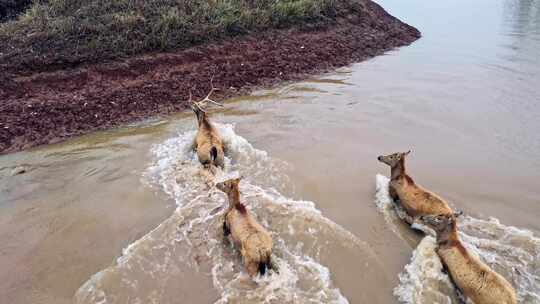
[375,174,540,304]
[75,124,383,303]
[393,236,458,304]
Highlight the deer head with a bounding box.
[377,150,411,167]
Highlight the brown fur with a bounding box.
[216,178,273,278]
[378,151,453,225]
[192,105,225,170]
[235,202,247,214]
[422,214,517,304]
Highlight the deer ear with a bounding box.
[405,150,411,156]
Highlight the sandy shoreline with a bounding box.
[0,1,419,154]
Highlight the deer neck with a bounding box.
[199,116,213,130]
[436,222,459,248]
[227,188,241,210]
[391,158,406,180]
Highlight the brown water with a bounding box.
[1,0,540,303]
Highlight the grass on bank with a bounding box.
[0,0,362,72]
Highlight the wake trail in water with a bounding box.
[74,124,386,304]
[374,174,540,304]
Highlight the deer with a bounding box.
[216,177,274,278]
[421,213,517,304]
[189,81,226,175]
[377,151,454,225]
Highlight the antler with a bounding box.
[189,88,205,113]
[189,77,224,111]
[201,77,224,107]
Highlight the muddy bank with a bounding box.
[0,1,420,153]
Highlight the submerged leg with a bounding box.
[199,164,215,188]
[392,203,415,225]
[267,255,279,274]
[455,288,467,304]
[402,213,416,226]
[389,185,399,202]
[246,260,259,278]
[208,164,218,175]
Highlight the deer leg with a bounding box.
[268,256,279,274]
[389,185,400,203]
[402,213,416,226]
[245,260,259,278]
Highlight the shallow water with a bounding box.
[1,0,540,303]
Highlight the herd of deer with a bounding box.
[188,87,517,304]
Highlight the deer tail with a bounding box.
[210,146,218,161]
[257,250,272,276]
[258,260,267,276]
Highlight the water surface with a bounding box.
[1,0,540,303]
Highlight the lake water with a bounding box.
[1,0,539,303]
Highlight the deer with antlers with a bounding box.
[190,81,226,173]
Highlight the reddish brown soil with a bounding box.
[0,1,420,154]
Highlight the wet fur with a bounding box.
[192,106,225,170]
[378,151,453,225]
[423,215,517,304]
[217,178,273,278]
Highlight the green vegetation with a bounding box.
[0,0,361,71]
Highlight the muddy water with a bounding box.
[2,0,540,303]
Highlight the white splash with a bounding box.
[374,174,402,235]
[393,236,457,304]
[75,124,383,304]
